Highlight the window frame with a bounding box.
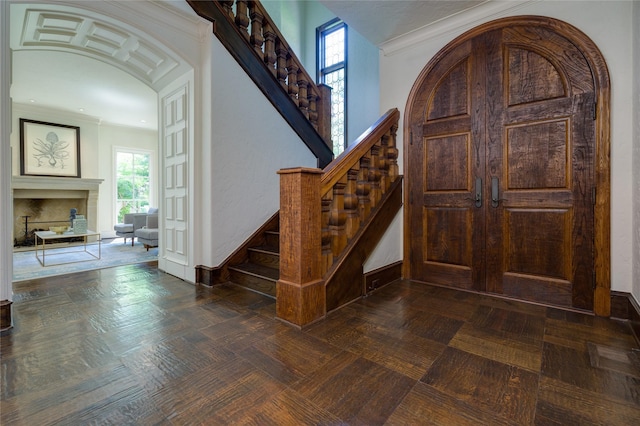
[113,146,154,223]
[317,18,348,155]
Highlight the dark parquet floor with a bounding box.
[1,262,639,425]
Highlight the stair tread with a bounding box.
[249,244,279,255]
[229,262,279,281]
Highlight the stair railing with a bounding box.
[187,0,334,167]
[320,108,400,275]
[277,108,400,327]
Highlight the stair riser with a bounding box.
[229,270,276,297]
[248,250,279,269]
[265,232,279,247]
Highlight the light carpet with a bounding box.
[13,239,158,281]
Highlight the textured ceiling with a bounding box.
[318,0,488,46]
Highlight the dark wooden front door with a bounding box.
[406,21,597,310]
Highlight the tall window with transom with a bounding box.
[317,18,347,156]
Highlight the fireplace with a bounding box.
[12,176,103,246]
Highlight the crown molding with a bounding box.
[380,0,535,56]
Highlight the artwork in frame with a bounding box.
[20,118,81,178]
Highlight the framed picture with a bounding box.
[20,118,81,178]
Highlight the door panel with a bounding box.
[409,38,485,291]
[408,23,596,310]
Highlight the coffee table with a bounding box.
[34,230,101,266]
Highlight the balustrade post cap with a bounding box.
[277,167,323,175]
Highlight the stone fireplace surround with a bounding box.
[12,176,103,244]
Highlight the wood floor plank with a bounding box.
[421,346,539,424]
[346,322,447,380]
[541,341,640,406]
[544,316,637,351]
[231,387,343,425]
[292,350,414,423]
[2,268,639,425]
[536,376,640,425]
[449,328,543,372]
[386,381,512,426]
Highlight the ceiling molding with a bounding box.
[380,0,534,56]
[16,7,180,90]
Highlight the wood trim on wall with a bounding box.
[403,15,611,316]
[610,291,640,346]
[364,261,402,294]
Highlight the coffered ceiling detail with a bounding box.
[16,8,180,90]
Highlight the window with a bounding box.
[115,149,152,223]
[318,18,347,156]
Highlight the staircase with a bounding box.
[228,227,279,297]
[188,0,403,326]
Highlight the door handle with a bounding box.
[474,177,482,207]
[491,176,499,208]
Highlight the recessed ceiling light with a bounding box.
[79,108,84,112]
[140,119,146,123]
[29,99,35,103]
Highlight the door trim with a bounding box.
[403,16,611,316]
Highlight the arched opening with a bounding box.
[3,1,200,295]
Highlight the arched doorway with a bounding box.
[404,16,611,315]
[1,1,205,328]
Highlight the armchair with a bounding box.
[135,209,159,250]
[114,213,147,246]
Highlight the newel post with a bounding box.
[276,167,326,327]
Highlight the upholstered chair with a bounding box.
[114,213,147,246]
[134,208,159,250]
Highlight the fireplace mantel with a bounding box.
[12,176,103,236]
[12,176,103,193]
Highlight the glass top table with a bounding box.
[33,230,101,266]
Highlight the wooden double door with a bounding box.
[406,19,598,310]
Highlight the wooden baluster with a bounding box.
[387,123,399,182]
[286,56,299,106]
[308,94,319,131]
[220,0,234,19]
[357,155,371,220]
[275,40,288,90]
[321,195,333,274]
[379,134,390,193]
[235,0,250,41]
[329,177,347,258]
[345,168,360,239]
[298,74,309,119]
[368,145,382,208]
[263,22,277,77]
[248,2,264,58]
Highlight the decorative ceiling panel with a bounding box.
[19,8,179,88]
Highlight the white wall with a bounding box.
[633,0,640,303]
[377,1,636,297]
[11,103,158,236]
[205,36,317,266]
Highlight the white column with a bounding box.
[1,0,13,329]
